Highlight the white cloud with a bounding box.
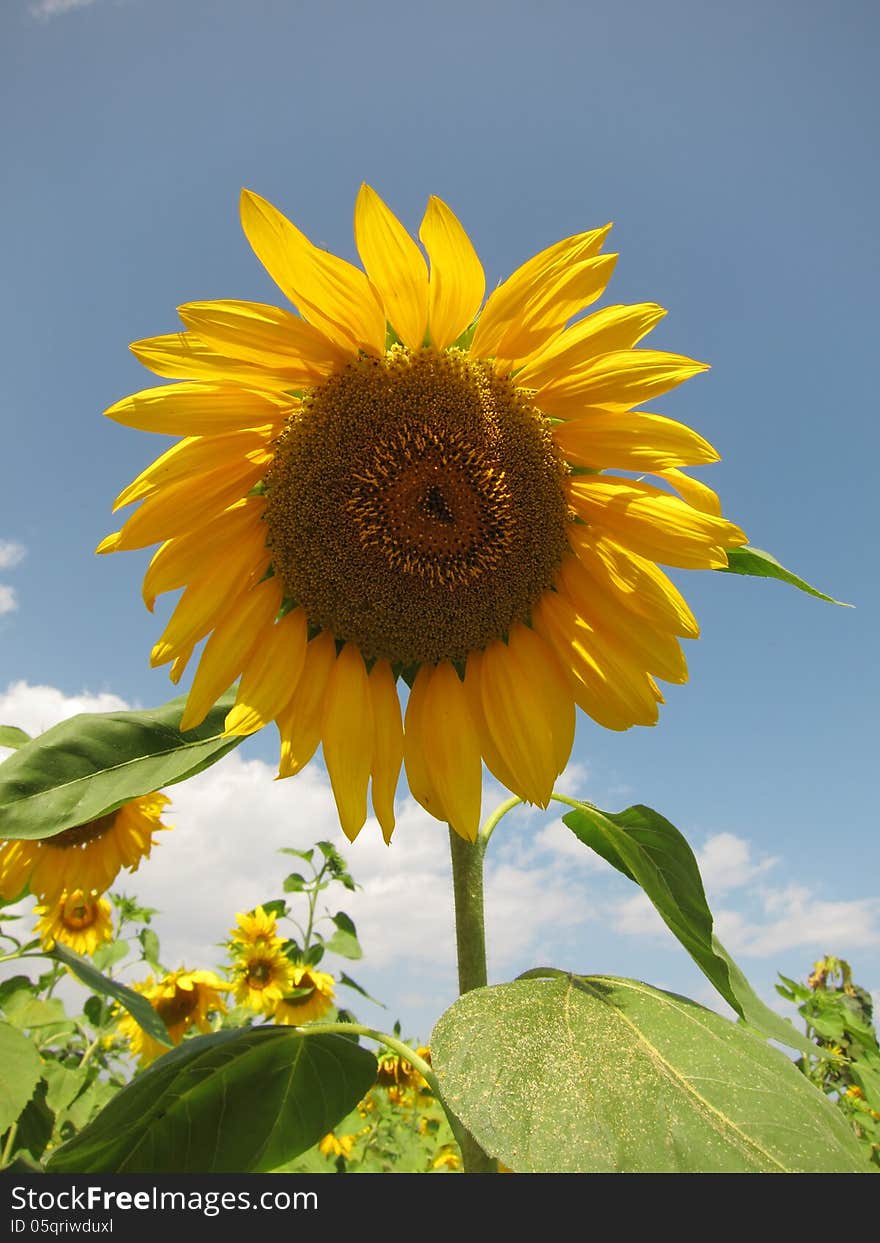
[0,681,130,744]
[0,540,25,615]
[29,0,100,18]
[696,832,778,896]
[0,542,26,571]
[715,887,880,958]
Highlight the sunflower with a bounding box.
[99,187,746,844]
[318,1132,357,1159]
[34,889,114,956]
[118,967,228,1065]
[272,965,336,1026]
[0,792,171,903]
[231,941,293,1013]
[228,904,284,950]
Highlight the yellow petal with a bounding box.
[552,410,720,472]
[178,300,351,376]
[321,643,374,841]
[419,195,485,350]
[569,527,700,639]
[515,303,667,389]
[480,629,571,807]
[463,650,521,796]
[654,467,723,516]
[568,476,747,569]
[224,608,308,736]
[354,185,428,352]
[130,333,305,391]
[179,578,283,731]
[471,224,611,360]
[533,591,660,730]
[369,660,404,844]
[558,557,688,685]
[423,662,482,842]
[105,382,290,435]
[494,254,618,368]
[141,497,266,611]
[535,349,709,417]
[150,535,270,665]
[240,189,385,355]
[403,666,449,824]
[108,457,268,551]
[113,429,273,511]
[275,631,337,779]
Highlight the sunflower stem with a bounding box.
[447,827,496,1173]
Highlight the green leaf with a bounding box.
[283,872,307,893]
[279,847,314,864]
[339,972,385,1007]
[8,1080,54,1162]
[46,1027,377,1174]
[138,927,161,968]
[91,940,129,973]
[0,690,244,841]
[41,1063,89,1117]
[258,899,287,919]
[303,943,325,967]
[563,801,816,1055]
[431,974,870,1173]
[720,545,852,607]
[0,1022,43,1134]
[0,726,32,750]
[326,913,362,960]
[50,944,172,1049]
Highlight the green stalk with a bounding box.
[446,827,496,1173]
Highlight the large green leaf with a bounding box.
[431,974,870,1173]
[46,1027,377,1174]
[0,1022,42,1135]
[0,726,32,751]
[720,545,851,606]
[50,944,172,1049]
[0,690,244,840]
[563,801,815,1055]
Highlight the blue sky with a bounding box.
[1,0,878,1041]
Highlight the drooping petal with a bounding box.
[463,649,522,796]
[224,608,308,736]
[419,195,485,350]
[112,429,273,511]
[178,300,351,375]
[568,527,700,639]
[403,665,449,825]
[130,333,310,390]
[535,349,709,417]
[105,383,290,435]
[654,467,723,516]
[322,643,374,842]
[179,578,283,731]
[557,557,688,685]
[141,497,267,611]
[423,662,482,842]
[552,410,720,472]
[515,303,667,389]
[354,185,429,352]
[240,189,385,355]
[102,457,270,552]
[369,660,404,844]
[471,224,611,360]
[533,591,661,730]
[568,476,747,569]
[275,631,337,779]
[149,531,271,666]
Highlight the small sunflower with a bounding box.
[318,1132,357,1159]
[99,187,746,843]
[35,889,113,956]
[272,965,336,1026]
[0,792,171,903]
[118,967,228,1065]
[231,941,293,1013]
[376,1046,431,1091]
[228,904,284,950]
